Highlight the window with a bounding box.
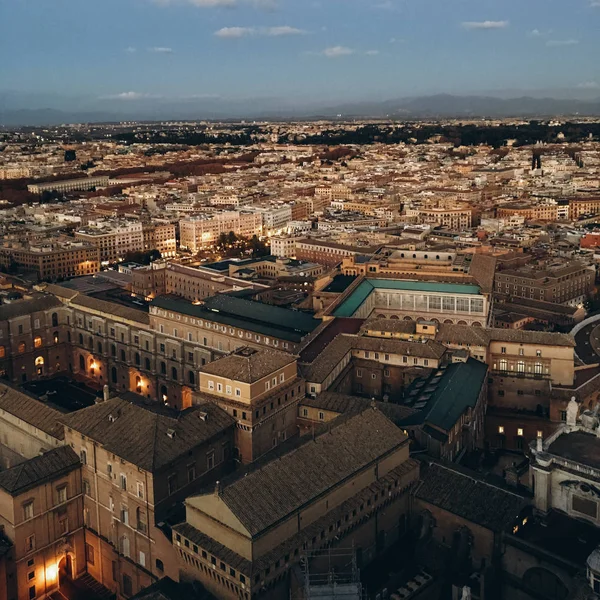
[121,505,129,525]
[168,474,177,495]
[356,368,363,378]
[208,380,214,391]
[560,410,567,422]
[135,353,140,366]
[57,486,67,504]
[303,408,308,417]
[139,551,146,568]
[207,451,215,470]
[517,428,524,436]
[217,382,223,392]
[156,559,164,572]
[518,348,524,356]
[536,349,542,357]
[160,343,165,353]
[18,342,26,354]
[171,367,178,380]
[225,385,231,395]
[319,411,325,421]
[26,535,35,552]
[123,573,133,596]
[29,586,36,600]
[498,426,504,434]
[120,349,126,361]
[120,474,127,491]
[86,543,95,566]
[501,347,506,354]
[160,361,166,375]
[537,430,543,438]
[145,357,151,370]
[23,501,34,520]
[34,336,42,348]
[137,508,147,534]
[137,482,144,499]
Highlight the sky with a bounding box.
[1,0,600,107]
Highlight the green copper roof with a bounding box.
[332,279,482,318]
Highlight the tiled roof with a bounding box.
[487,328,575,348]
[70,294,150,325]
[201,347,296,383]
[0,446,80,496]
[353,336,448,359]
[0,383,65,440]
[201,408,408,537]
[0,294,62,320]
[62,397,234,471]
[415,460,528,532]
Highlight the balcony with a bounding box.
[491,369,550,380]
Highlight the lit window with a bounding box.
[517,428,524,437]
[537,430,543,438]
[498,426,504,434]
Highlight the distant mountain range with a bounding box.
[2,93,600,126]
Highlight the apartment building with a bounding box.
[497,203,559,221]
[179,212,263,252]
[407,205,473,229]
[495,260,595,306]
[0,446,85,600]
[0,242,100,281]
[75,221,144,263]
[268,236,301,258]
[173,408,419,600]
[141,223,177,258]
[63,397,235,599]
[196,347,303,463]
[0,294,72,384]
[131,263,266,303]
[27,176,109,195]
[295,239,381,268]
[569,197,600,220]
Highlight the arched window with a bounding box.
[188,371,195,385]
[97,342,103,354]
[111,366,117,384]
[53,331,59,344]
[34,336,42,349]
[160,362,166,375]
[111,344,116,357]
[120,349,126,361]
[171,367,178,380]
[35,356,44,366]
[499,359,508,371]
[79,355,85,370]
[18,342,26,354]
[135,353,141,366]
[534,362,543,374]
[78,333,83,345]
[145,357,151,370]
[517,360,525,373]
[51,312,59,327]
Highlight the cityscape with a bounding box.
[2,1,600,600]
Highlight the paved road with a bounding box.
[574,322,600,364]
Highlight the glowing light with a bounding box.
[46,564,58,580]
[90,361,98,370]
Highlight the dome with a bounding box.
[586,547,600,573]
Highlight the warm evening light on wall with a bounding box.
[45,564,58,581]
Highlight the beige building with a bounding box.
[196,347,303,463]
[142,223,177,258]
[173,408,419,600]
[0,242,100,281]
[27,176,109,194]
[62,396,235,599]
[179,212,264,252]
[75,221,144,263]
[0,446,85,600]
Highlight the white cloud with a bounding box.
[265,25,305,36]
[578,81,600,89]
[462,20,509,30]
[215,26,255,37]
[153,0,277,8]
[215,25,305,38]
[546,39,579,46]
[528,28,552,37]
[322,45,354,58]
[148,46,174,53]
[103,92,158,100]
[125,46,137,53]
[365,50,380,56]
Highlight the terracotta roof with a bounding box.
[415,460,528,532]
[62,396,234,471]
[0,383,65,440]
[201,347,296,383]
[0,446,80,496]
[70,294,150,325]
[0,294,62,320]
[195,408,408,537]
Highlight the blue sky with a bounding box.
[2,0,599,105]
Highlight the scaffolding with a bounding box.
[299,547,364,600]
